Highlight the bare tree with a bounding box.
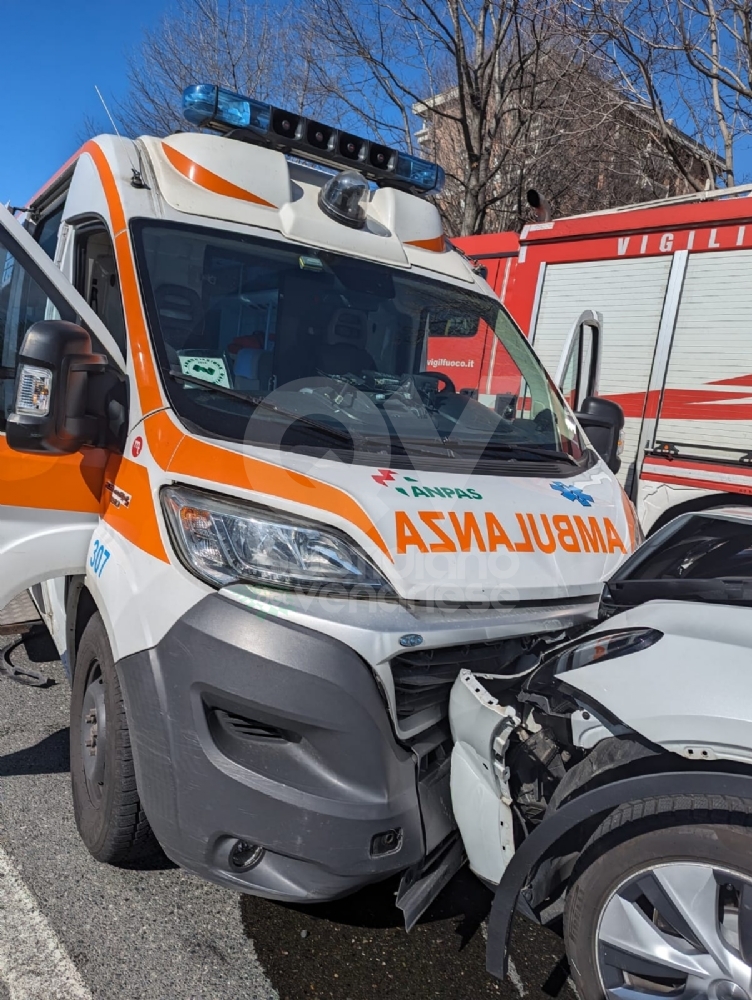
[577,0,752,189]
[119,0,598,234]
[302,0,707,234]
[116,0,318,138]
[302,0,585,234]
[112,0,717,234]
[415,44,708,232]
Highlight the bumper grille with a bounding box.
[391,637,527,724]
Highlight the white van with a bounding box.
[0,85,632,918]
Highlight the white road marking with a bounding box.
[482,921,526,997]
[507,958,527,996]
[0,843,93,1000]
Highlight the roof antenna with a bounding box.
[94,85,148,189]
[95,85,122,137]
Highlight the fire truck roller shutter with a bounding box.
[654,249,752,461]
[531,257,672,491]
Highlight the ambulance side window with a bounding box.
[33,205,65,260]
[0,236,63,431]
[75,226,127,355]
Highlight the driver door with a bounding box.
[0,203,126,611]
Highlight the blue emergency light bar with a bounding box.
[183,84,444,195]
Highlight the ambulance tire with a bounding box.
[563,796,752,1000]
[70,612,154,864]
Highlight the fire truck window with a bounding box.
[76,229,127,355]
[0,240,63,431]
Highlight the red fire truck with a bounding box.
[448,187,752,533]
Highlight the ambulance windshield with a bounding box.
[133,220,589,474]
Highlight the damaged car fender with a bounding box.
[563,600,752,765]
[484,767,752,979]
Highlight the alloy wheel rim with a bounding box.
[596,862,752,999]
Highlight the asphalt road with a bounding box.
[0,627,573,1000]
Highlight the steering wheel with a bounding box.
[415,371,457,394]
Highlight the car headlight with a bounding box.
[555,627,663,673]
[161,485,395,596]
[522,627,663,711]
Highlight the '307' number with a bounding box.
[89,540,111,578]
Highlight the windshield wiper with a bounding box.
[167,369,354,445]
[169,369,264,405]
[381,436,457,459]
[477,441,579,465]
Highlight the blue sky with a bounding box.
[1,0,169,206]
[2,2,750,212]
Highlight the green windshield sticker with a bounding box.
[178,354,230,388]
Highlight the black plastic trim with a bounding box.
[460,250,518,260]
[116,592,429,902]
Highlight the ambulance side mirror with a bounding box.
[576,396,624,474]
[6,320,108,455]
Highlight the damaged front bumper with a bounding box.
[447,636,654,981]
[449,661,586,979]
[449,670,521,886]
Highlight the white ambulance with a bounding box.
[0,85,633,922]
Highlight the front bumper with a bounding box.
[117,593,429,901]
[116,588,599,904]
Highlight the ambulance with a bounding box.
[457,185,752,535]
[0,85,633,920]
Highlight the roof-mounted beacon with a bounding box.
[182,84,444,196]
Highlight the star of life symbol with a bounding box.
[551,481,594,507]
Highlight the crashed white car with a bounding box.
[452,507,752,999]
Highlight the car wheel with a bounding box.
[70,612,153,863]
[565,797,752,1000]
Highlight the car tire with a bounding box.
[564,795,752,1000]
[70,612,153,863]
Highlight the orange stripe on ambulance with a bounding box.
[395,510,627,555]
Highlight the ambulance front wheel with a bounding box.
[70,612,154,863]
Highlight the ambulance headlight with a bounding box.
[161,485,395,596]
